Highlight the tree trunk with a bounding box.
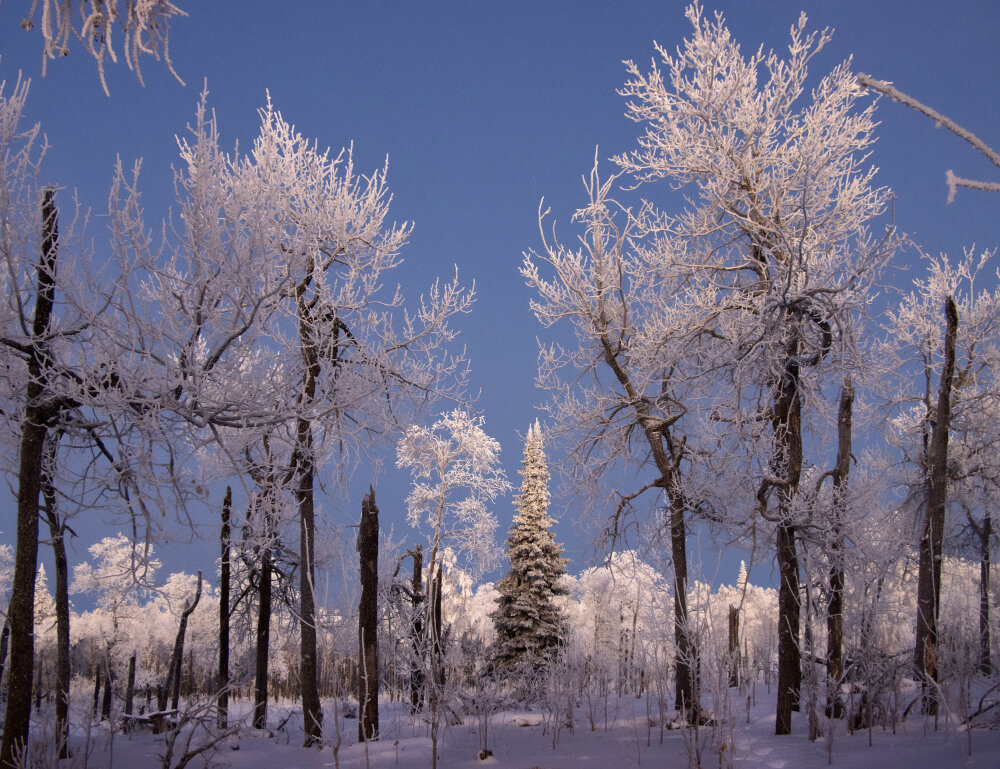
[296,438,323,745]
[1,189,59,769]
[410,544,424,713]
[93,665,101,716]
[775,523,801,734]
[914,297,958,715]
[295,281,324,747]
[156,570,202,727]
[40,440,71,757]
[0,618,9,694]
[827,377,853,719]
[125,654,137,717]
[668,487,695,714]
[728,605,740,688]
[253,543,272,729]
[432,565,444,688]
[358,487,380,742]
[101,654,113,720]
[773,351,804,736]
[218,487,232,729]
[980,514,992,675]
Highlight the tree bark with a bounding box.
[92,665,101,716]
[827,378,853,718]
[0,618,9,695]
[41,442,71,757]
[125,654,137,717]
[253,545,272,730]
[155,570,202,729]
[101,654,113,720]
[914,297,958,715]
[2,189,60,769]
[728,605,740,688]
[296,439,323,745]
[410,544,424,713]
[668,484,694,714]
[218,487,232,729]
[979,514,992,675]
[295,282,323,746]
[432,565,444,688]
[358,487,379,742]
[773,351,804,736]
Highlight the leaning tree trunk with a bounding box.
[2,190,60,769]
[914,297,958,715]
[827,377,853,719]
[155,570,202,732]
[41,441,72,758]
[218,487,232,729]
[358,487,380,742]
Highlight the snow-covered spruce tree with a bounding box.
[491,421,567,671]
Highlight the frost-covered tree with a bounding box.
[609,4,897,734]
[492,421,567,671]
[884,249,1000,708]
[398,410,507,584]
[0,72,131,765]
[110,93,474,745]
[397,409,507,769]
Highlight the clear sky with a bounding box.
[2,1,998,596]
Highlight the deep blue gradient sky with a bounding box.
[2,1,998,595]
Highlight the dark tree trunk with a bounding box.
[980,515,992,675]
[728,605,740,688]
[125,654,137,717]
[93,666,101,716]
[775,523,801,734]
[410,545,424,714]
[358,487,380,742]
[432,565,444,688]
[914,297,958,715]
[295,283,324,747]
[0,618,9,693]
[773,351,804,736]
[218,487,232,729]
[668,486,695,714]
[1,190,59,769]
[827,378,853,719]
[101,655,113,720]
[40,439,71,757]
[155,571,202,730]
[296,445,323,745]
[253,544,272,730]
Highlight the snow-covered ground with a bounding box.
[18,683,1000,769]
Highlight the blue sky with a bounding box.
[2,1,998,595]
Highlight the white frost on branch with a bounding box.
[856,73,1000,203]
[19,0,188,95]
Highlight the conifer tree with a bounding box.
[492,421,567,669]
